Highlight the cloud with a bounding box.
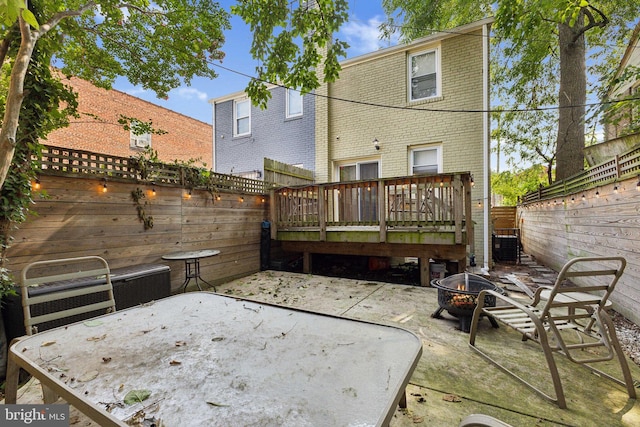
[175,87,208,101]
[340,15,398,57]
[124,87,149,97]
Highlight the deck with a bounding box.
[270,173,474,285]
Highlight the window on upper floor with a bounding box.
[409,48,440,102]
[286,88,303,118]
[130,125,151,149]
[411,146,442,175]
[234,99,251,136]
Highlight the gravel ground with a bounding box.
[610,311,640,367]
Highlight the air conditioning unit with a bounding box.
[131,135,149,148]
[133,137,148,148]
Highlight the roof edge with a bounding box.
[339,17,494,69]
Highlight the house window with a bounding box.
[411,146,441,174]
[338,161,379,181]
[337,161,379,222]
[286,89,303,118]
[409,49,439,101]
[234,99,251,136]
[130,128,151,149]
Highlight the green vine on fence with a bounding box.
[181,164,219,201]
[131,188,154,230]
[128,148,220,201]
[128,147,161,181]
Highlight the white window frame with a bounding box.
[286,88,303,118]
[334,160,380,222]
[410,146,442,175]
[408,47,441,102]
[335,159,380,182]
[234,99,251,137]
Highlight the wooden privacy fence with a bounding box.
[491,206,517,229]
[7,174,269,293]
[521,144,640,204]
[263,158,314,187]
[39,145,268,195]
[272,173,472,244]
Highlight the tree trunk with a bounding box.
[0,18,36,191]
[555,16,587,181]
[0,313,6,380]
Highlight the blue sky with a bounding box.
[113,1,394,124]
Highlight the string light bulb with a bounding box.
[102,178,107,193]
[470,175,475,187]
[33,178,41,190]
[614,184,619,194]
[151,182,156,196]
[636,176,640,191]
[595,190,600,198]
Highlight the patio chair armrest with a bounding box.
[476,289,540,320]
[532,285,555,305]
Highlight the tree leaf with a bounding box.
[83,320,103,327]
[78,370,99,382]
[20,8,38,29]
[124,389,151,405]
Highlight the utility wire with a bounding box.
[208,60,640,114]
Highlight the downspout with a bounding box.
[482,22,491,272]
[211,101,216,172]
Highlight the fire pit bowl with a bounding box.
[430,272,505,332]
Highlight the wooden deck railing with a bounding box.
[271,173,473,244]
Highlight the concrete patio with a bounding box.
[6,266,640,426]
[214,269,640,427]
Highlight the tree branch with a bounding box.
[36,1,97,38]
[571,6,609,43]
[0,24,18,67]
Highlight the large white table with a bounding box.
[6,292,422,426]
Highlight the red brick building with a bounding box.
[46,76,212,167]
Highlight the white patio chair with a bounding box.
[21,256,116,335]
[20,256,116,403]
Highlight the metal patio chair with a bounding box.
[468,256,636,408]
[21,256,116,336]
[20,255,116,403]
